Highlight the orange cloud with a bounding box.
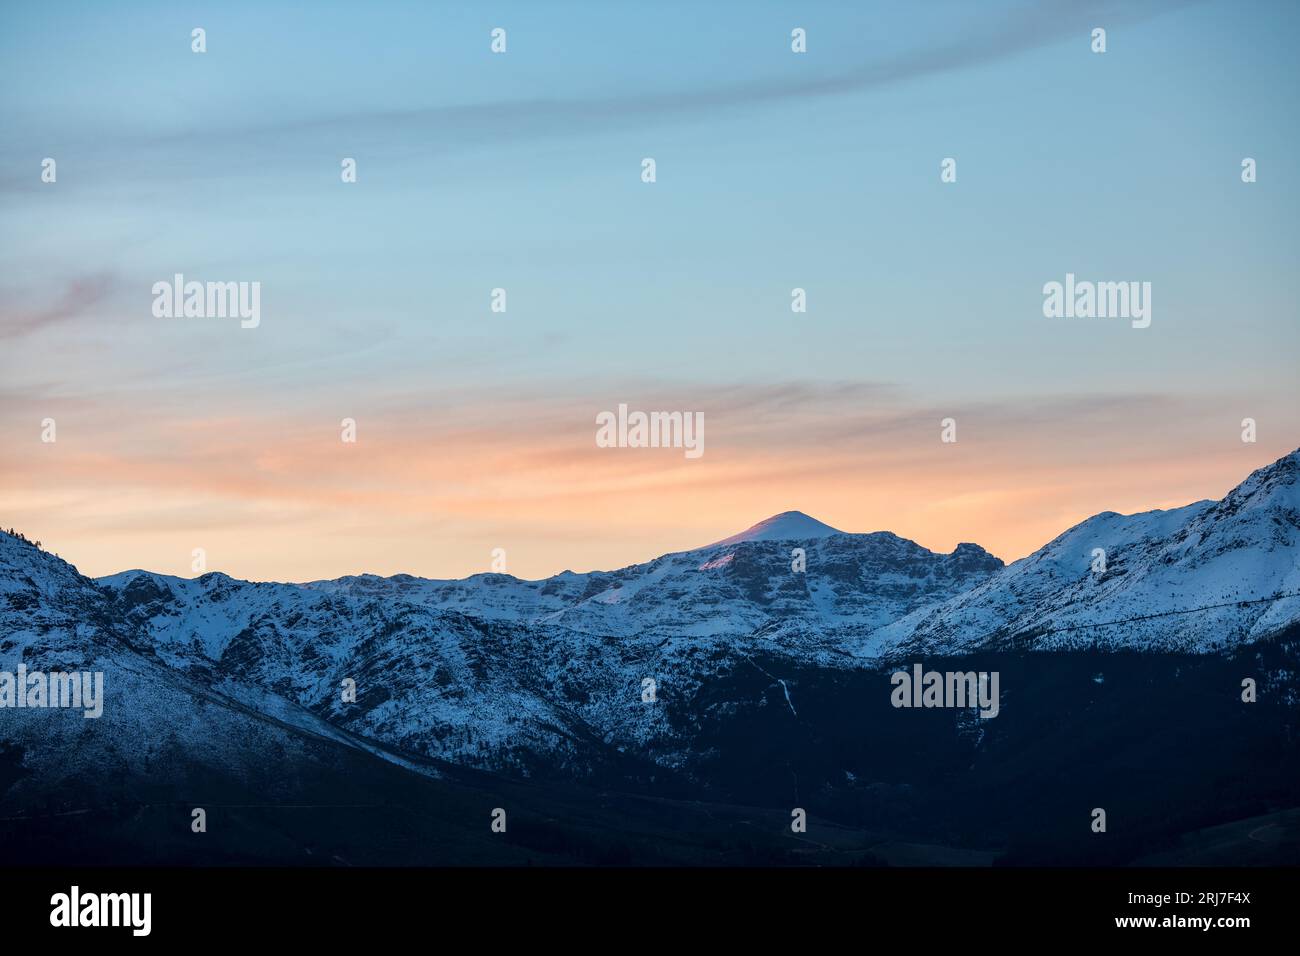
[3,380,1292,582]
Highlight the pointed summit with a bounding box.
[1221,446,1300,509]
[707,511,845,548]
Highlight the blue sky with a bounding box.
[2,0,1298,580]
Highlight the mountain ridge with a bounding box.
[4,448,1300,864]
[86,449,1300,590]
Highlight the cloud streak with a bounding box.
[0,0,1199,187]
[0,274,116,341]
[2,376,1280,582]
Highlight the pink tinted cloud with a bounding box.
[3,379,1290,581]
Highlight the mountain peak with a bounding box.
[707,511,845,548]
[1218,446,1300,513]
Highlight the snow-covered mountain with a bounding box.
[705,510,845,547]
[94,510,1001,661]
[861,449,1300,657]
[5,449,1300,865]
[5,447,1300,802]
[84,516,1000,772]
[0,528,438,821]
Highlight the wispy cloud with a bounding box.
[0,274,116,341]
[2,376,1283,581]
[0,0,1199,188]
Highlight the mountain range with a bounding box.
[3,448,1299,865]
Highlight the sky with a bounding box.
[2,0,1298,582]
